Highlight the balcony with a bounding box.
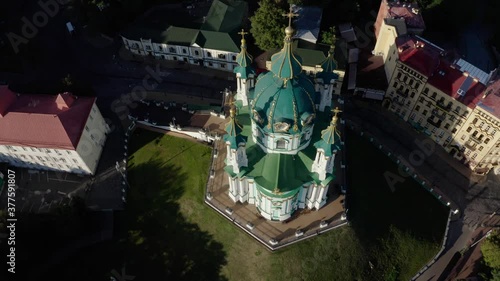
[427,117,442,128]
[392,97,405,106]
[436,100,452,112]
[396,90,408,98]
[464,141,477,150]
[469,135,483,144]
[431,109,447,121]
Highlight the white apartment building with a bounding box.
[0,86,110,175]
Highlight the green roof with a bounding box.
[196,30,240,53]
[223,112,247,149]
[201,0,248,33]
[251,153,311,196]
[314,116,342,156]
[316,46,340,82]
[166,27,200,46]
[234,37,255,79]
[225,107,337,197]
[121,0,247,52]
[251,73,317,133]
[270,35,303,79]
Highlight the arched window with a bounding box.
[276,139,287,149]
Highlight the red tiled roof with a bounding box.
[0,86,96,150]
[428,62,486,109]
[0,87,17,117]
[386,3,425,30]
[396,36,441,77]
[477,79,500,118]
[374,0,425,38]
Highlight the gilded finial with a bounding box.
[273,187,281,194]
[238,29,248,46]
[331,107,342,124]
[282,6,298,37]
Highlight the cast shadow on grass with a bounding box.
[122,158,228,281]
[34,158,227,281]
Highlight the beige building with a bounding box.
[0,86,110,175]
[373,0,425,81]
[379,33,500,174]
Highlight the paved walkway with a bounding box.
[206,139,347,249]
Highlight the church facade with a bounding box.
[223,20,342,221]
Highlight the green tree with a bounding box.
[482,231,500,270]
[250,0,288,51]
[321,26,337,47]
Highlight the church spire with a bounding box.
[314,107,342,156]
[223,103,247,149]
[317,43,339,82]
[270,6,302,80]
[236,29,253,68]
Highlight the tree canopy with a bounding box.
[321,26,337,47]
[482,231,500,270]
[250,0,288,51]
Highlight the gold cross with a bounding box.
[331,107,342,117]
[282,6,299,27]
[238,29,248,40]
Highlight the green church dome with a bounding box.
[251,25,316,133]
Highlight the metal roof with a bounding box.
[454,58,492,85]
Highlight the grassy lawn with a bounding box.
[46,128,448,281]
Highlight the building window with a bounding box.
[208,62,213,67]
[393,81,398,88]
[479,146,484,151]
[472,153,477,159]
[422,110,428,116]
[485,138,491,144]
[173,56,178,61]
[73,159,78,163]
[431,92,437,99]
[410,92,415,98]
[232,55,237,61]
[89,115,94,121]
[397,72,402,79]
[466,127,472,133]
[220,63,226,69]
[218,54,226,59]
[207,51,212,57]
[415,105,421,111]
[444,123,450,130]
[182,49,187,54]
[194,50,199,56]
[473,118,478,124]
[276,139,287,149]
[461,135,466,140]
[415,82,420,89]
[85,126,89,132]
[183,58,188,62]
[169,47,176,53]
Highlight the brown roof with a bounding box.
[0,86,96,150]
